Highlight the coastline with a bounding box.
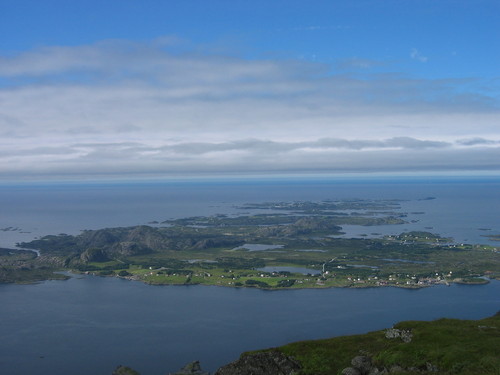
[73,268,494,290]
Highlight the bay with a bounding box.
[0,275,499,375]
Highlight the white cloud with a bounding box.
[0,39,498,180]
[336,57,386,70]
[457,137,500,146]
[410,48,428,63]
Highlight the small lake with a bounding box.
[256,266,321,275]
[382,258,435,265]
[232,243,284,251]
[350,264,380,269]
[296,249,327,253]
[0,275,498,375]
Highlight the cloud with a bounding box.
[0,37,182,78]
[1,136,498,179]
[0,38,499,180]
[336,57,387,70]
[155,137,451,156]
[457,137,500,146]
[410,48,428,63]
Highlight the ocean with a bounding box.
[1,175,499,247]
[0,176,499,375]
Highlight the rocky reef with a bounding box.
[169,361,210,375]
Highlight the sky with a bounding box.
[1,0,499,181]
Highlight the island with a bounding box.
[1,198,498,287]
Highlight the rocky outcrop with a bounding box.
[385,328,413,343]
[109,241,152,256]
[341,355,439,374]
[21,225,243,261]
[256,217,342,237]
[341,356,374,375]
[80,229,120,249]
[169,361,210,375]
[80,247,110,262]
[79,226,161,256]
[112,365,140,375]
[351,355,373,374]
[214,351,301,375]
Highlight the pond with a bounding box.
[232,243,284,251]
[256,266,321,275]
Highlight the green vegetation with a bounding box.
[265,313,500,374]
[112,365,141,375]
[0,248,69,283]
[2,199,498,287]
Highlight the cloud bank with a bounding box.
[0,39,499,180]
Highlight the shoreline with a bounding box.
[72,269,493,290]
[4,197,500,288]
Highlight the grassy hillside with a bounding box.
[267,313,500,374]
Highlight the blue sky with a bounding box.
[0,0,499,180]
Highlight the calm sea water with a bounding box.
[0,177,499,375]
[0,275,499,375]
[1,176,500,247]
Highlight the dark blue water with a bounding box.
[0,176,499,374]
[0,274,499,375]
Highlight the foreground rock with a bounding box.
[385,328,413,343]
[214,350,301,375]
[341,354,439,374]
